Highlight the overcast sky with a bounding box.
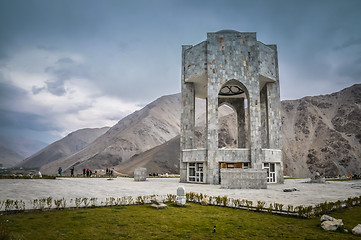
[0,0,360,144]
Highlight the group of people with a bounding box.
[83,168,97,177]
[57,167,115,177]
[106,168,114,176]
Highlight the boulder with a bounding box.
[151,197,164,205]
[321,215,336,222]
[321,219,343,231]
[151,203,168,209]
[151,197,168,209]
[352,224,361,236]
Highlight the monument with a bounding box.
[180,30,283,188]
[134,168,147,181]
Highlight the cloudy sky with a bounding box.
[0,0,360,144]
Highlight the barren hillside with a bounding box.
[20,127,110,169]
[282,84,361,177]
[40,94,182,175]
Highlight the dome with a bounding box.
[216,30,240,34]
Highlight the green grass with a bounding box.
[1,204,360,239]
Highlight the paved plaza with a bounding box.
[1,178,360,208]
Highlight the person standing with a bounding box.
[70,166,74,177]
[58,167,62,176]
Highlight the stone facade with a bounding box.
[180,30,283,188]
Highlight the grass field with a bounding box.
[1,203,360,239]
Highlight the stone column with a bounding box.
[236,98,246,148]
[260,85,269,149]
[207,82,219,184]
[180,45,195,183]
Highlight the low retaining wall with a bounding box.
[221,169,267,189]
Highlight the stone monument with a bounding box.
[134,168,147,181]
[176,185,186,206]
[180,30,283,188]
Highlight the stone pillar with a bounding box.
[180,45,195,183]
[207,83,219,184]
[236,99,246,148]
[260,84,269,149]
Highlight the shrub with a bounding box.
[46,197,53,209]
[82,198,90,207]
[221,196,228,207]
[287,205,294,214]
[255,201,265,211]
[295,205,305,218]
[245,200,253,210]
[54,199,62,210]
[75,198,82,208]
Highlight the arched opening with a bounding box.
[217,79,249,149]
[218,103,237,148]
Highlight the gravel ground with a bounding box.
[0,177,360,208]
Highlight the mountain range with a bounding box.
[7,84,361,177]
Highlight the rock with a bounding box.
[352,224,361,236]
[310,171,326,183]
[321,219,343,231]
[283,188,297,192]
[201,198,209,206]
[321,215,336,222]
[176,186,186,206]
[151,203,168,209]
[151,197,164,205]
[151,197,167,209]
[134,168,147,181]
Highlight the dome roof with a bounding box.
[216,30,240,34]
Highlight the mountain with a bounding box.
[0,145,24,168]
[40,94,182,175]
[19,127,110,169]
[34,84,360,178]
[281,84,361,177]
[113,112,237,175]
[113,84,361,178]
[0,136,48,159]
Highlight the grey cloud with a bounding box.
[45,79,67,96]
[43,57,91,96]
[31,86,45,95]
[0,79,28,107]
[334,38,361,50]
[0,109,60,132]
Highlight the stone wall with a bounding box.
[220,169,267,189]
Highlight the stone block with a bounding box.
[220,169,267,189]
[134,168,147,181]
